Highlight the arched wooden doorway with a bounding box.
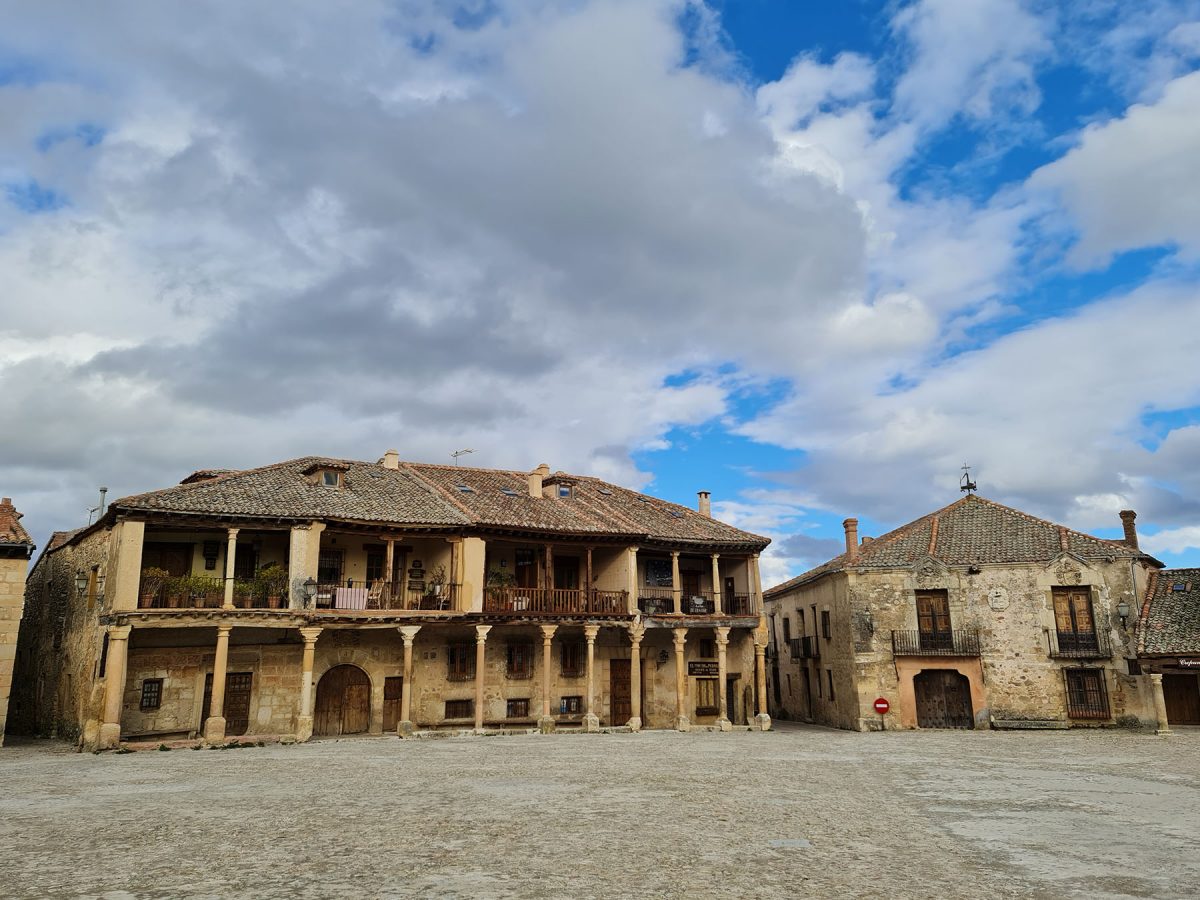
[914,670,973,729]
[314,665,371,736]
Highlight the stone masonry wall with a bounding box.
[0,553,31,746]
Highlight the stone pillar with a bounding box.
[539,625,557,733]
[628,622,644,731]
[673,628,689,731]
[459,537,487,612]
[711,553,722,615]
[1151,673,1172,736]
[296,626,322,741]
[671,551,682,615]
[753,630,771,731]
[750,552,763,616]
[98,625,132,749]
[107,519,145,612]
[474,625,491,733]
[398,625,421,737]
[204,625,233,743]
[223,528,239,609]
[583,624,601,733]
[715,626,732,731]
[287,522,325,608]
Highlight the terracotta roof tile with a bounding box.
[1139,568,1200,655]
[0,497,34,547]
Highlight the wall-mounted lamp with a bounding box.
[75,570,88,597]
[1117,599,1131,628]
[302,577,318,609]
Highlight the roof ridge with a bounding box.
[1138,568,1159,655]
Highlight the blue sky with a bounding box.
[2,0,1200,584]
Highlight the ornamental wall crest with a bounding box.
[1054,562,1083,585]
[912,556,947,584]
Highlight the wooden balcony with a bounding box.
[312,581,459,612]
[891,629,981,656]
[483,587,629,616]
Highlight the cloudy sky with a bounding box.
[2,0,1199,584]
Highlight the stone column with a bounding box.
[583,624,601,733]
[753,630,772,731]
[204,625,233,743]
[539,625,557,733]
[671,551,682,615]
[711,554,722,615]
[715,626,732,732]
[107,519,145,612]
[398,625,421,737]
[1151,673,1172,736]
[296,626,322,741]
[750,552,763,615]
[628,622,644,731]
[98,625,132,749]
[673,628,689,731]
[223,528,239,609]
[474,625,491,733]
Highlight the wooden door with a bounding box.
[916,590,952,651]
[314,665,371,736]
[143,542,191,576]
[200,672,253,736]
[1053,588,1098,653]
[914,670,973,728]
[1164,673,1200,725]
[727,676,739,724]
[382,676,403,732]
[610,659,631,726]
[554,557,579,590]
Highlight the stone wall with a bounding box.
[0,552,31,745]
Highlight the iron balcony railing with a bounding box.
[483,587,629,616]
[788,636,820,660]
[891,628,981,656]
[312,581,459,611]
[138,575,228,609]
[637,588,754,616]
[637,587,675,615]
[725,593,754,616]
[1049,628,1112,659]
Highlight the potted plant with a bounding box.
[256,564,288,609]
[232,578,254,609]
[485,568,516,609]
[139,567,169,608]
[424,564,448,608]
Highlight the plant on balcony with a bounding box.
[232,578,255,609]
[255,564,289,609]
[424,565,448,606]
[485,568,516,605]
[139,567,170,608]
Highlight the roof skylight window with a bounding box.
[456,484,475,493]
[500,488,518,497]
[597,487,613,495]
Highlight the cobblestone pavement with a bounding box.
[1,724,1197,899]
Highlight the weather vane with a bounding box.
[450,448,475,465]
[960,464,977,494]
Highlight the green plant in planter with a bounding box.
[424,564,448,605]
[232,578,255,608]
[485,568,516,605]
[255,564,289,609]
[139,567,170,607]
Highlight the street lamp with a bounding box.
[1117,599,1131,628]
[302,577,318,609]
[74,571,88,597]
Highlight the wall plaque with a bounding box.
[688,661,719,676]
[987,587,1009,611]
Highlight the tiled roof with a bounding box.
[107,456,769,550]
[0,497,34,547]
[46,529,83,553]
[765,494,1147,597]
[1139,568,1200,655]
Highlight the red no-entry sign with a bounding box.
[873,697,890,714]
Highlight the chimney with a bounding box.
[528,463,550,499]
[1119,510,1138,549]
[98,486,108,516]
[843,518,859,561]
[697,491,711,517]
[382,449,400,470]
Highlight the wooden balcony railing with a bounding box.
[313,581,458,612]
[891,628,981,656]
[483,587,629,616]
[1049,629,1111,659]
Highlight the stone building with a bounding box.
[1137,568,1200,729]
[12,454,771,749]
[0,497,36,746]
[764,494,1161,731]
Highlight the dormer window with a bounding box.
[557,484,573,499]
[303,462,350,488]
[322,471,341,488]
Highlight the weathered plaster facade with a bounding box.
[0,498,36,746]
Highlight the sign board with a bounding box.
[1180,659,1200,668]
[688,661,719,676]
[873,697,890,715]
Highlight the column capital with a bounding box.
[714,626,730,644]
[711,552,720,560]
[226,527,240,538]
[672,628,688,648]
[107,624,133,641]
[216,624,233,638]
[475,624,492,642]
[583,624,600,642]
[399,624,422,644]
[628,622,646,644]
[1150,672,1164,684]
[670,550,680,559]
[539,624,558,641]
[299,626,323,644]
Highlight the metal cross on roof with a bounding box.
[960,465,977,494]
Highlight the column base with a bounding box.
[583,714,601,733]
[717,716,733,732]
[203,716,227,744]
[1156,727,1173,736]
[296,715,314,742]
[754,713,772,732]
[675,715,691,732]
[627,716,642,733]
[98,722,122,750]
[397,720,415,738]
[538,716,556,734]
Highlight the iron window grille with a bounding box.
[444,699,473,720]
[140,678,163,711]
[1064,667,1110,719]
[507,643,534,679]
[446,643,476,681]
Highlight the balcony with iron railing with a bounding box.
[637,588,755,616]
[312,580,460,612]
[788,635,820,660]
[1049,628,1112,659]
[483,587,629,616]
[891,628,981,657]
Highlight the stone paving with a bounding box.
[1,724,1197,899]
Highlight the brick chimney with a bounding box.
[381,449,400,470]
[843,518,859,561]
[697,491,711,517]
[1119,510,1138,549]
[528,463,550,499]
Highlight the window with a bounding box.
[86,567,99,610]
[507,643,533,679]
[560,642,584,678]
[1065,668,1110,719]
[826,669,835,702]
[515,549,536,589]
[821,610,831,640]
[698,638,715,659]
[1053,588,1099,654]
[365,547,385,584]
[455,484,475,493]
[506,698,530,719]
[916,590,952,648]
[447,642,475,681]
[695,678,719,716]
[500,488,518,497]
[557,484,573,498]
[98,633,110,678]
[798,610,805,634]
[444,699,474,719]
[317,550,344,585]
[560,695,583,714]
[782,618,792,643]
[140,679,163,710]
[321,470,341,488]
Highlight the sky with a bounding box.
[2,0,1200,587]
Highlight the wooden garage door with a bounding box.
[914,670,973,729]
[314,665,371,737]
[200,672,253,736]
[1164,673,1200,725]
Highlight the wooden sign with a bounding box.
[688,661,719,676]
